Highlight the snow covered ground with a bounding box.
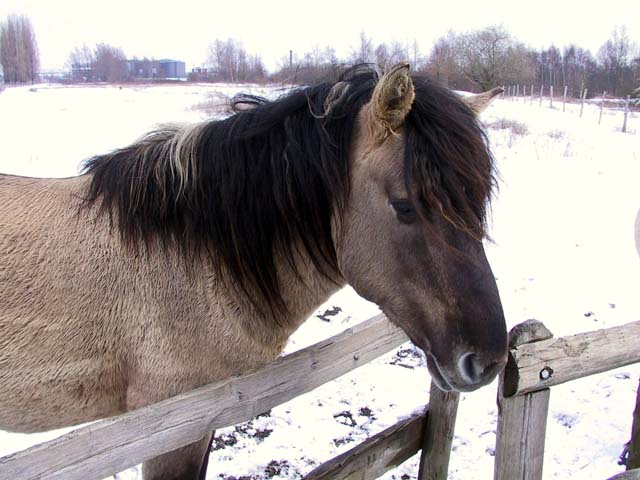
[0,83,639,479]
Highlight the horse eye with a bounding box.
[391,200,417,224]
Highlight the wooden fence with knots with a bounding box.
[0,315,639,479]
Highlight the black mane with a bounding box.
[82,65,494,318]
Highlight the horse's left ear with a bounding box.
[463,87,504,115]
[369,61,415,141]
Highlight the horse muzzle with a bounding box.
[426,348,507,392]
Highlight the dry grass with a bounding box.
[485,117,530,147]
[190,92,232,116]
[485,117,529,136]
[547,129,565,140]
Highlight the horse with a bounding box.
[0,63,507,479]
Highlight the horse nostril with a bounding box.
[457,352,483,384]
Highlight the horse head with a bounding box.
[335,63,507,392]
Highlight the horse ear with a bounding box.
[463,87,504,115]
[369,61,415,140]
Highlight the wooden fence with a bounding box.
[503,84,637,132]
[0,316,639,479]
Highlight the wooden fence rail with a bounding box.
[504,320,640,396]
[304,408,426,480]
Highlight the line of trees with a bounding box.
[276,26,639,98]
[0,14,39,83]
[198,27,638,98]
[1,12,638,97]
[66,26,638,96]
[526,26,638,97]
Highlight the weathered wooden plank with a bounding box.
[303,408,425,480]
[418,382,460,480]
[0,314,409,480]
[504,320,640,397]
[608,468,640,480]
[494,319,552,480]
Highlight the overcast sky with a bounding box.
[1,0,638,72]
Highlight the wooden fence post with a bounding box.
[580,88,588,117]
[530,84,534,104]
[523,85,527,102]
[418,381,460,480]
[550,86,554,108]
[623,95,631,133]
[494,320,554,480]
[539,85,544,106]
[599,91,607,125]
[563,85,568,112]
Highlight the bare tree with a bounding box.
[206,38,265,82]
[598,25,634,96]
[67,44,96,81]
[426,32,459,87]
[350,31,375,64]
[409,39,426,70]
[369,40,409,72]
[0,14,39,83]
[633,55,640,97]
[537,45,563,89]
[93,43,128,82]
[374,43,391,71]
[454,25,535,91]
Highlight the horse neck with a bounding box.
[220,242,347,349]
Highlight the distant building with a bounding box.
[39,69,67,82]
[70,63,95,82]
[189,66,216,82]
[127,59,186,80]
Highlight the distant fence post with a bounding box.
[418,381,460,480]
[580,88,588,117]
[623,95,631,133]
[494,320,554,480]
[523,85,527,102]
[563,85,568,112]
[530,84,534,104]
[539,85,544,106]
[516,84,520,99]
[550,86,554,108]
[599,91,607,124]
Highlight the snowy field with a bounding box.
[0,83,639,479]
